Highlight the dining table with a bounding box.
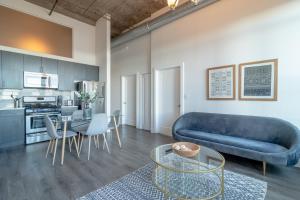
[60,115,91,165]
[59,114,120,165]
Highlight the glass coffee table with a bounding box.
[150,144,225,200]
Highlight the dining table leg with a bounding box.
[61,120,67,165]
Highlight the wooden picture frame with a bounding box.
[239,59,278,101]
[207,65,236,100]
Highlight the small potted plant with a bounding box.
[78,92,98,119]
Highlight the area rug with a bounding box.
[79,163,267,200]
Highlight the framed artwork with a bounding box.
[239,59,278,101]
[207,65,236,100]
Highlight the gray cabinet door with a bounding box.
[58,60,75,91]
[85,65,99,81]
[24,54,42,72]
[0,109,25,148]
[42,58,58,74]
[0,51,2,88]
[1,51,23,89]
[73,63,86,82]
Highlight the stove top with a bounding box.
[23,96,61,114]
[25,107,61,114]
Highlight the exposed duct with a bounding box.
[111,0,219,48]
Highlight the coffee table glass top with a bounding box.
[150,143,225,173]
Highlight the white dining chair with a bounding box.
[79,113,110,160]
[45,115,79,165]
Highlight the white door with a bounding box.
[122,75,136,126]
[157,67,180,136]
[142,74,151,130]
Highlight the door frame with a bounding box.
[136,73,151,130]
[121,74,137,125]
[151,63,185,134]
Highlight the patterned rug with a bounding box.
[79,163,267,200]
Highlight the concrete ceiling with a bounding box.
[25,0,167,38]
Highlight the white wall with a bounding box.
[150,0,300,128]
[0,0,96,65]
[111,34,151,112]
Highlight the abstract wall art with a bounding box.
[207,65,236,100]
[239,59,278,101]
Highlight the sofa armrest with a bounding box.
[267,140,300,166]
[172,115,186,138]
[287,139,300,166]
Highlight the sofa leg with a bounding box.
[263,161,266,176]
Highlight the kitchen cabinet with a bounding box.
[1,51,23,89]
[58,60,75,91]
[85,65,99,81]
[0,50,100,90]
[73,63,86,82]
[0,51,2,88]
[0,109,25,148]
[42,57,58,74]
[23,54,42,72]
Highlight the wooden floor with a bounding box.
[0,126,299,200]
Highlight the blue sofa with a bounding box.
[172,112,300,174]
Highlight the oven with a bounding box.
[25,112,61,144]
[26,113,61,134]
[23,96,62,144]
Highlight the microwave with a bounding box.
[24,71,58,89]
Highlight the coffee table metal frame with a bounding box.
[150,144,225,200]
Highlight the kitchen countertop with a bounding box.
[0,107,25,111]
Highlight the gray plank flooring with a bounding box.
[0,125,299,200]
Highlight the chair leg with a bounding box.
[52,139,58,166]
[80,135,84,154]
[51,139,55,153]
[97,135,100,149]
[113,117,122,148]
[263,161,266,176]
[88,135,91,160]
[68,138,72,153]
[93,135,98,149]
[103,133,110,154]
[72,136,80,158]
[103,133,106,150]
[46,140,52,158]
[78,133,81,146]
[70,137,74,146]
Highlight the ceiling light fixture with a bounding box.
[167,0,179,10]
[190,0,201,5]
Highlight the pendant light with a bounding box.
[167,0,179,10]
[190,0,201,5]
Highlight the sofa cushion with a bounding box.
[177,129,288,153]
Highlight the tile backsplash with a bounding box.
[0,89,74,108]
